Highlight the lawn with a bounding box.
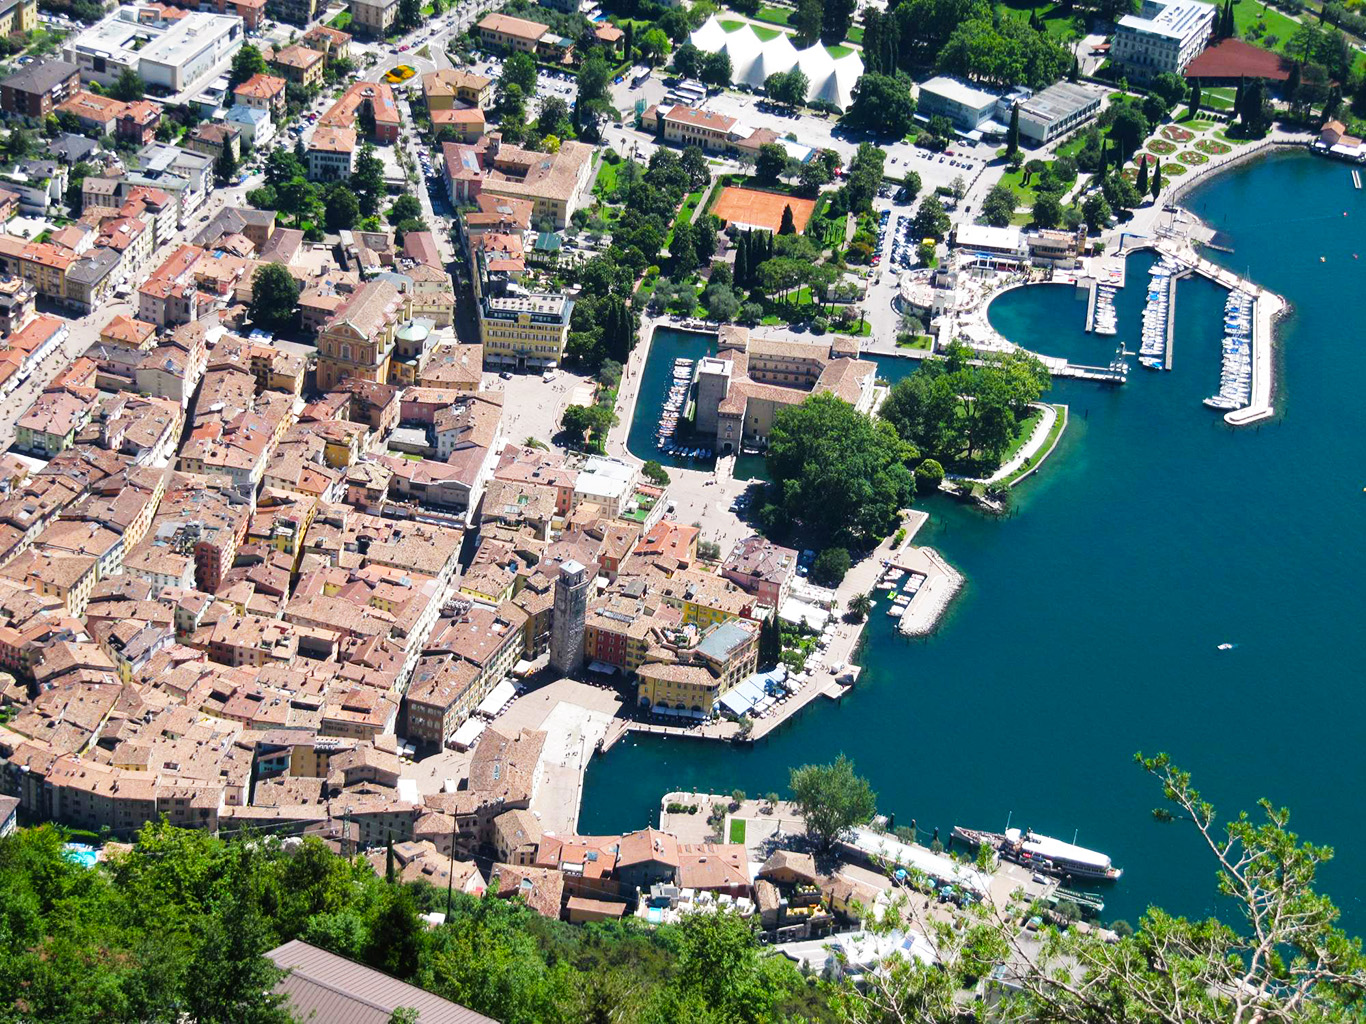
[329,10,351,29]
[1001,404,1067,487]
[754,5,792,26]
[718,18,745,30]
[998,166,1040,206]
[1231,0,1303,55]
[897,334,935,350]
[752,25,782,41]
[674,187,705,228]
[594,158,621,195]
[826,43,853,58]
[998,405,1044,466]
[995,0,1082,40]
[845,26,864,43]
[1202,87,1237,110]
[729,818,747,844]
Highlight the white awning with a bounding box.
[475,678,518,719]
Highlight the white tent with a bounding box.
[816,51,864,111]
[719,25,764,86]
[689,14,727,54]
[743,31,799,88]
[792,44,836,103]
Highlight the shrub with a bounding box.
[915,458,945,492]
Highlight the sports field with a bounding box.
[712,187,815,234]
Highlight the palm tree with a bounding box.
[847,592,873,622]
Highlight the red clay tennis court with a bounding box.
[712,187,816,234]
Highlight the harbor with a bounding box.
[584,150,1366,934]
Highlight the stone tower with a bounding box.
[550,559,590,674]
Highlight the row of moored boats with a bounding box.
[656,359,715,459]
[1203,290,1254,410]
[1138,257,1178,369]
[1093,284,1117,335]
[878,566,925,616]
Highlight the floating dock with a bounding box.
[1353,169,1362,189]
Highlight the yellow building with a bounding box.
[272,45,326,88]
[635,621,759,716]
[476,12,548,53]
[422,68,493,111]
[316,280,409,391]
[0,0,38,38]
[478,292,571,372]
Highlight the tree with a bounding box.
[1136,158,1149,196]
[980,182,1018,227]
[1187,78,1203,119]
[250,263,301,332]
[323,186,359,232]
[700,51,732,87]
[859,757,1366,1024]
[350,142,385,217]
[1006,103,1021,157]
[1083,191,1112,232]
[1108,101,1150,159]
[912,195,951,240]
[901,169,922,202]
[845,72,917,137]
[229,45,267,90]
[822,0,858,44]
[846,592,873,622]
[1151,160,1162,199]
[639,27,670,66]
[641,460,670,484]
[703,283,739,322]
[1102,171,1142,211]
[778,204,796,235]
[766,392,917,544]
[387,194,423,225]
[110,67,146,102]
[811,547,851,586]
[673,42,704,79]
[758,614,781,666]
[398,0,421,29]
[755,142,787,183]
[788,754,877,848]
[1032,192,1063,229]
[765,68,809,108]
[792,0,823,45]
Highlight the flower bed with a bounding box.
[1147,139,1178,155]
[1195,138,1232,155]
[384,64,416,83]
[1178,150,1209,165]
[1161,125,1195,143]
[1163,162,1188,176]
[1134,152,1158,166]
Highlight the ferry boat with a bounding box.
[952,825,1123,881]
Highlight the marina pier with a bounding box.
[1150,240,1282,425]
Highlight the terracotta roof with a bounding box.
[1183,39,1291,81]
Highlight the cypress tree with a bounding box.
[1137,158,1149,195]
[779,204,796,234]
[1007,104,1020,157]
[1188,79,1202,119]
[624,21,635,61]
[385,837,395,883]
[1233,76,1245,122]
[1150,161,1161,199]
[1098,141,1109,178]
[1286,62,1301,104]
[1069,56,1079,83]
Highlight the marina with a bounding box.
[651,357,716,461]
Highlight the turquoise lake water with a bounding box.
[584,151,1366,929]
